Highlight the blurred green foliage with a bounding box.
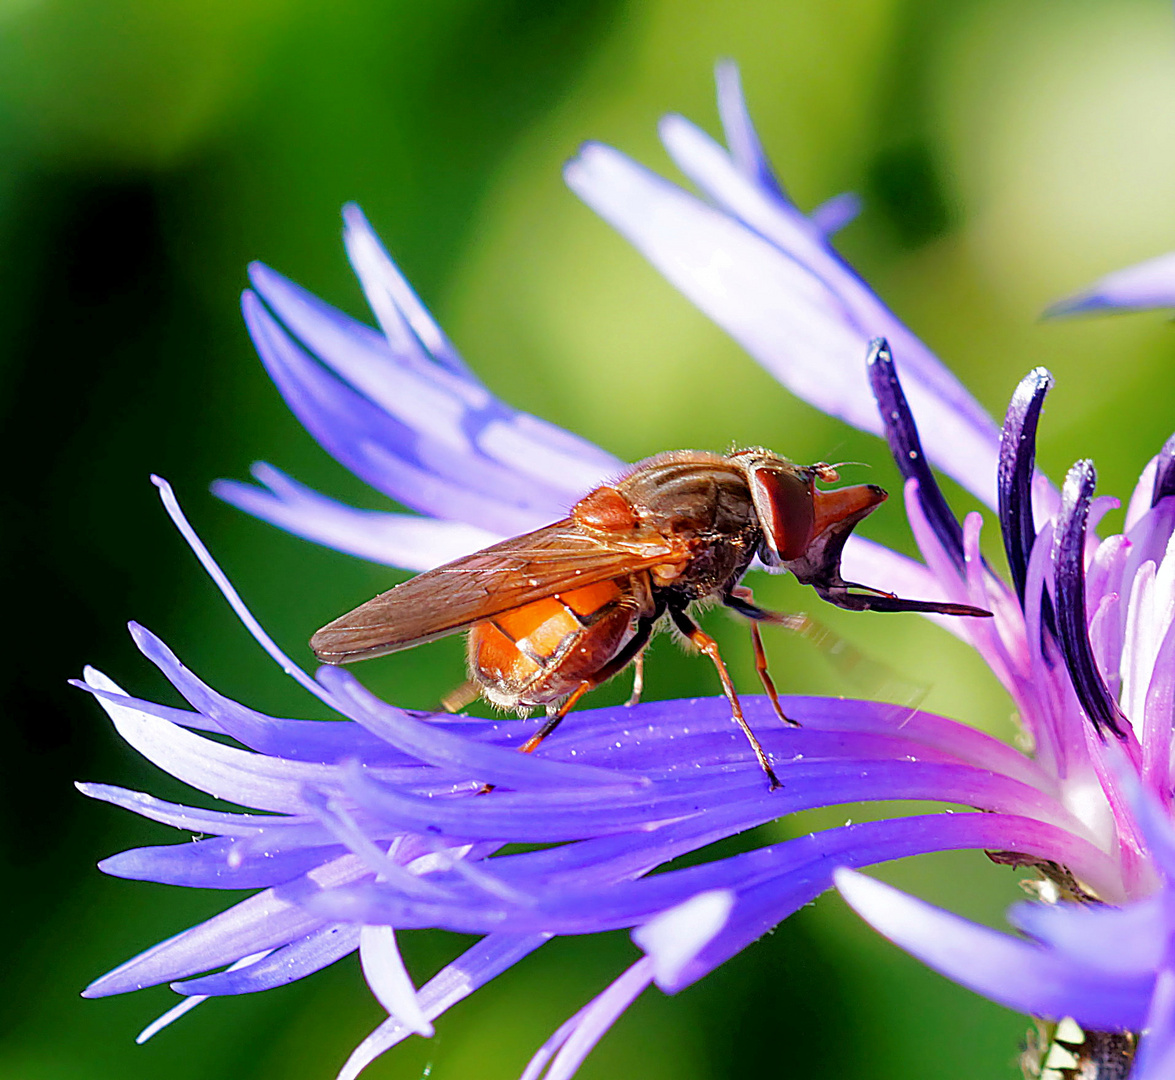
[2,0,1174,1077]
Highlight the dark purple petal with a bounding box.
[867,339,964,570]
[1053,461,1129,739]
[836,869,1150,1030]
[1152,433,1175,507]
[99,838,346,889]
[997,368,1054,609]
[173,924,360,996]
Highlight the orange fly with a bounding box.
[312,449,990,788]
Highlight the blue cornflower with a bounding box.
[79,64,1172,1079]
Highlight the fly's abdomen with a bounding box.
[468,579,638,709]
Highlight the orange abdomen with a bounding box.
[467,579,638,710]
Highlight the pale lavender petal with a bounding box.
[136,950,272,1043]
[99,837,345,889]
[84,855,368,996]
[1048,251,1175,315]
[1009,893,1166,975]
[76,782,304,836]
[567,131,1003,506]
[519,958,654,1080]
[835,869,1150,1029]
[340,202,470,377]
[241,289,557,536]
[631,890,734,988]
[808,192,862,236]
[174,925,360,996]
[82,668,332,814]
[713,61,783,196]
[336,933,550,1080]
[153,476,336,706]
[214,463,501,570]
[359,924,433,1037]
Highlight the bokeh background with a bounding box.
[3,0,1175,1077]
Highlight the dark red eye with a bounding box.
[745,465,815,562]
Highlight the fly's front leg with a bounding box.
[726,585,800,728]
[669,605,781,790]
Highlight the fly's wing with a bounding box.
[310,519,686,663]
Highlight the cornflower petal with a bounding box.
[835,869,1150,1030]
[358,924,433,1037]
[315,665,645,792]
[98,837,346,889]
[1133,967,1175,1080]
[173,925,360,997]
[566,68,1004,507]
[631,890,734,988]
[713,61,782,197]
[84,854,369,996]
[337,934,551,1080]
[519,959,654,1080]
[136,950,273,1043]
[214,463,500,570]
[1047,250,1175,315]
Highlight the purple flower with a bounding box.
[832,254,1175,1078]
[80,63,1172,1078]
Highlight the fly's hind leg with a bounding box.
[516,681,594,755]
[515,609,661,758]
[626,649,646,707]
[439,679,481,714]
[668,605,781,791]
[726,585,800,728]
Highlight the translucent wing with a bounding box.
[310,518,686,663]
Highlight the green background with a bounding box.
[2,0,1174,1077]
